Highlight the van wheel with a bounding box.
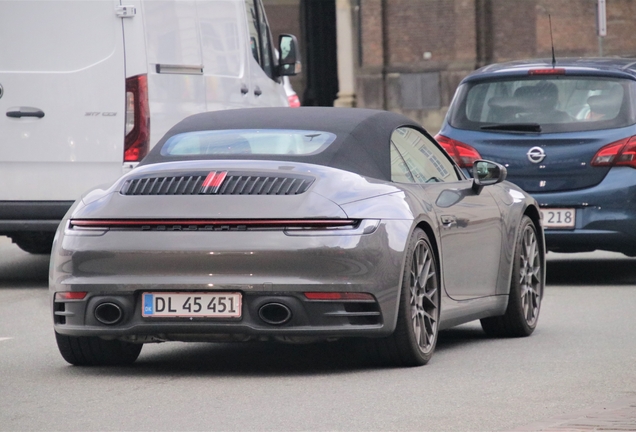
[481,216,543,337]
[367,228,440,366]
[12,232,54,254]
[55,332,142,366]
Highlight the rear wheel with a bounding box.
[481,216,543,337]
[370,228,440,366]
[55,332,142,366]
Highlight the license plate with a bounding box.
[142,292,242,318]
[540,208,575,229]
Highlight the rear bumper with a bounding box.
[0,201,73,234]
[53,291,387,340]
[534,167,636,254]
[50,219,412,340]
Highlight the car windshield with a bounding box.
[449,76,636,133]
[161,129,337,156]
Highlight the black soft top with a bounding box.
[141,107,424,181]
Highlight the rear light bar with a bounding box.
[591,136,636,168]
[434,134,482,168]
[55,292,88,300]
[124,74,150,162]
[304,292,375,301]
[69,219,359,230]
[528,68,566,75]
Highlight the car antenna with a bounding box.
[549,14,556,68]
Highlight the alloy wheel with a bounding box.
[519,225,541,327]
[409,239,439,354]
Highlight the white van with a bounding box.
[0,0,299,253]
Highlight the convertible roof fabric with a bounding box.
[140,107,425,181]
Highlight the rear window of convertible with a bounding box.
[161,129,337,156]
[449,76,636,133]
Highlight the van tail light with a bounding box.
[591,136,636,168]
[287,93,301,108]
[124,74,150,162]
[434,135,482,168]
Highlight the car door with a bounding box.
[390,127,504,300]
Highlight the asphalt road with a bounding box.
[1,235,635,431]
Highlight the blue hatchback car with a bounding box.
[437,58,636,256]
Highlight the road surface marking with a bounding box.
[0,337,13,342]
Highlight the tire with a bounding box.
[369,228,440,367]
[55,332,142,366]
[481,216,543,337]
[12,232,54,254]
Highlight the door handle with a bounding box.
[240,84,249,95]
[441,215,457,227]
[254,86,262,97]
[6,107,45,118]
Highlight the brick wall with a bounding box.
[265,0,636,132]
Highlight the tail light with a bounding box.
[55,292,87,300]
[434,135,482,168]
[591,136,636,168]
[287,93,301,108]
[124,74,150,162]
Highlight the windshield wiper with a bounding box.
[480,123,542,133]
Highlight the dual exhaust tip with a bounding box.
[95,301,292,326]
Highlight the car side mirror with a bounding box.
[278,34,301,76]
[472,160,507,194]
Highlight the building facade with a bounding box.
[264,0,636,132]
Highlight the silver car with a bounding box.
[50,107,545,367]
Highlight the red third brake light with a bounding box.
[528,68,566,75]
[124,74,150,162]
[434,135,482,168]
[591,136,636,168]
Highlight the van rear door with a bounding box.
[0,0,125,201]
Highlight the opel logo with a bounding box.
[527,146,546,164]
[0,84,3,99]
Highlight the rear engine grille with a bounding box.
[121,171,314,196]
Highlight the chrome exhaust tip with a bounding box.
[94,302,123,325]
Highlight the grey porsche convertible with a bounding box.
[50,107,545,367]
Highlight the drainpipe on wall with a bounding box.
[381,0,389,110]
[334,0,357,107]
[475,0,493,68]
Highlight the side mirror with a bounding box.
[278,34,301,76]
[471,160,507,194]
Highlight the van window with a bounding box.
[245,0,275,79]
[161,130,337,156]
[245,0,261,64]
[449,77,636,133]
[256,0,275,79]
